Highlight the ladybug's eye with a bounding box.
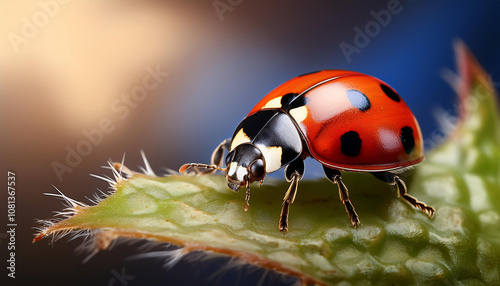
[225,151,235,166]
[249,159,265,180]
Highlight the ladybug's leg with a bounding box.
[323,167,360,228]
[372,172,435,217]
[279,158,305,232]
[184,138,231,175]
[210,138,232,168]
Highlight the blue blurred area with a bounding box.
[158,0,500,179]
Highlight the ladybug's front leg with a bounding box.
[279,158,305,232]
[210,138,231,168]
[323,167,360,228]
[190,138,231,175]
[179,138,231,175]
[372,172,435,217]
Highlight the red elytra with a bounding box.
[248,70,424,171]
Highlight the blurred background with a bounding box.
[1,0,499,285]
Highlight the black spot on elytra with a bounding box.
[380,84,401,102]
[340,131,362,157]
[298,70,322,77]
[289,96,307,110]
[280,93,298,107]
[281,93,307,112]
[346,90,371,111]
[400,126,415,154]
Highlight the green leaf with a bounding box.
[34,42,500,285]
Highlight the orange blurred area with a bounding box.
[0,0,202,171]
[0,2,210,283]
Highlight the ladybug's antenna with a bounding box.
[179,163,226,173]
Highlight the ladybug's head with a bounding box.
[225,143,266,192]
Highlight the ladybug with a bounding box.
[180,70,435,232]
